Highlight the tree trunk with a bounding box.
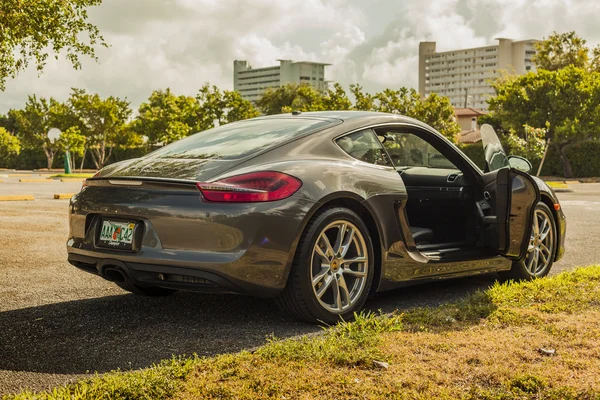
[558,144,574,179]
[536,139,551,176]
[43,147,54,170]
[79,148,87,172]
[90,149,100,170]
[106,146,114,164]
[98,140,106,168]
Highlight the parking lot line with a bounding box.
[53,193,75,200]
[19,178,53,183]
[0,195,35,201]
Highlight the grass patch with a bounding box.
[546,181,570,189]
[6,266,600,400]
[3,357,197,400]
[48,173,94,179]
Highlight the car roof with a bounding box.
[254,110,432,128]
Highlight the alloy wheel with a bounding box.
[310,220,369,314]
[524,208,554,276]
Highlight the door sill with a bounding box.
[418,244,494,261]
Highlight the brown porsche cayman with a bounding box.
[67,111,566,323]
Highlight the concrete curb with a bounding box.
[9,174,31,178]
[60,178,85,182]
[0,195,35,201]
[19,178,53,183]
[53,193,75,200]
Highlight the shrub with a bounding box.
[0,127,21,167]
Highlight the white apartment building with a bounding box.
[419,38,540,110]
[233,59,330,103]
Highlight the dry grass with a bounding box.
[178,267,600,400]
[178,313,600,399]
[6,266,600,400]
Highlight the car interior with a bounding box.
[373,128,489,261]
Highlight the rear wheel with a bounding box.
[276,207,375,324]
[502,202,557,280]
[115,282,177,296]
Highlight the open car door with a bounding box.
[477,125,540,259]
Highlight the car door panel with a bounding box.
[479,167,540,259]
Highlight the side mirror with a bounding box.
[377,133,395,144]
[508,155,532,173]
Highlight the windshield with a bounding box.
[480,124,509,172]
[147,118,332,160]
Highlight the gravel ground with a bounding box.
[0,180,598,396]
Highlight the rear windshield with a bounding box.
[148,118,332,160]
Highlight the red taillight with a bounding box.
[197,171,302,202]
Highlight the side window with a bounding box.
[380,131,457,169]
[336,129,393,167]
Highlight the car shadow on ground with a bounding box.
[0,274,499,376]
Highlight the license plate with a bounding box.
[98,220,136,250]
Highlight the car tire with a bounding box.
[115,281,177,296]
[276,207,375,324]
[501,202,557,281]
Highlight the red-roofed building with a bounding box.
[454,108,487,144]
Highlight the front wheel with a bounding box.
[502,202,557,280]
[276,207,375,324]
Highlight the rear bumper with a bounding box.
[67,190,316,297]
[68,253,260,295]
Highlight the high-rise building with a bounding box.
[418,38,540,110]
[233,59,330,103]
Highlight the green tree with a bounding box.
[476,113,509,135]
[502,125,547,163]
[69,89,134,169]
[10,95,78,168]
[257,84,323,114]
[196,84,259,130]
[258,83,353,114]
[591,46,600,73]
[58,126,87,170]
[373,88,461,143]
[350,84,375,111]
[0,113,17,133]
[0,127,21,166]
[533,31,600,72]
[0,0,106,90]
[321,83,353,111]
[133,89,199,146]
[488,66,600,178]
[220,89,261,123]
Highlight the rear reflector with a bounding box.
[554,203,561,211]
[108,180,143,186]
[197,171,302,202]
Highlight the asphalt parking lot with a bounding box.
[0,177,599,395]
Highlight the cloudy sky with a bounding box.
[1,0,599,113]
